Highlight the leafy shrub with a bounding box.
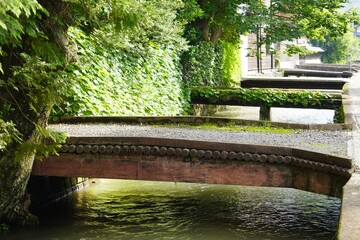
[191,87,338,107]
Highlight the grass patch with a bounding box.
[152,122,296,134]
[303,143,329,149]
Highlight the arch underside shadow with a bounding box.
[31,137,354,198]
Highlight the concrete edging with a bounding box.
[54,115,354,131]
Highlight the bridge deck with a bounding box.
[240,76,348,90]
[48,123,349,156]
[282,68,353,78]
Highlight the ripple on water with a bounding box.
[5,179,341,240]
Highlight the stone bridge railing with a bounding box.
[32,137,354,197]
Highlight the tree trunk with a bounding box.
[0,149,39,226]
[0,105,52,225]
[202,20,210,41]
[0,0,71,226]
[210,27,222,43]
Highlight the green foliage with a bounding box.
[8,54,69,112]
[181,41,241,88]
[52,27,189,117]
[177,0,203,25]
[49,0,192,117]
[284,44,316,57]
[0,223,9,233]
[191,87,337,108]
[312,31,360,64]
[184,0,357,46]
[14,126,67,162]
[0,0,44,45]
[71,0,187,50]
[1,54,69,160]
[0,0,45,73]
[296,5,359,41]
[221,41,242,83]
[334,104,345,124]
[265,0,358,43]
[0,120,22,153]
[0,0,70,161]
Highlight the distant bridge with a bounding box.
[191,76,347,122]
[31,136,354,198]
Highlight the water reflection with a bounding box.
[5,179,340,240]
[214,106,334,124]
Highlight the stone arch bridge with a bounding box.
[31,136,354,198]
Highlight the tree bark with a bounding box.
[202,20,210,41]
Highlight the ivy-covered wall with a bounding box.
[182,41,241,88]
[51,0,243,118]
[53,28,189,117]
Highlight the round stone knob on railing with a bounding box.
[105,145,113,154]
[243,153,252,161]
[98,145,106,153]
[212,151,221,159]
[252,154,260,162]
[220,151,228,159]
[84,145,92,153]
[189,149,198,158]
[273,155,281,163]
[91,145,99,153]
[159,147,167,156]
[68,145,76,153]
[60,145,68,153]
[175,148,183,156]
[236,152,244,160]
[75,145,84,154]
[283,156,292,164]
[151,146,160,155]
[129,146,137,154]
[167,147,175,156]
[228,151,236,160]
[197,150,205,158]
[135,146,144,154]
[204,150,212,159]
[121,145,129,154]
[182,148,190,157]
[113,145,121,154]
[268,155,276,163]
[143,146,151,155]
[260,154,267,163]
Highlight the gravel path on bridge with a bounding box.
[50,124,350,156]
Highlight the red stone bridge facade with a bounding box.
[31,137,354,198]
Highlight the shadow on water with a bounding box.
[4,179,340,240]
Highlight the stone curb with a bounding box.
[54,115,354,131]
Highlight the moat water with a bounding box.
[4,179,341,240]
[214,106,334,124]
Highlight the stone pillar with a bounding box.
[259,105,271,121]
